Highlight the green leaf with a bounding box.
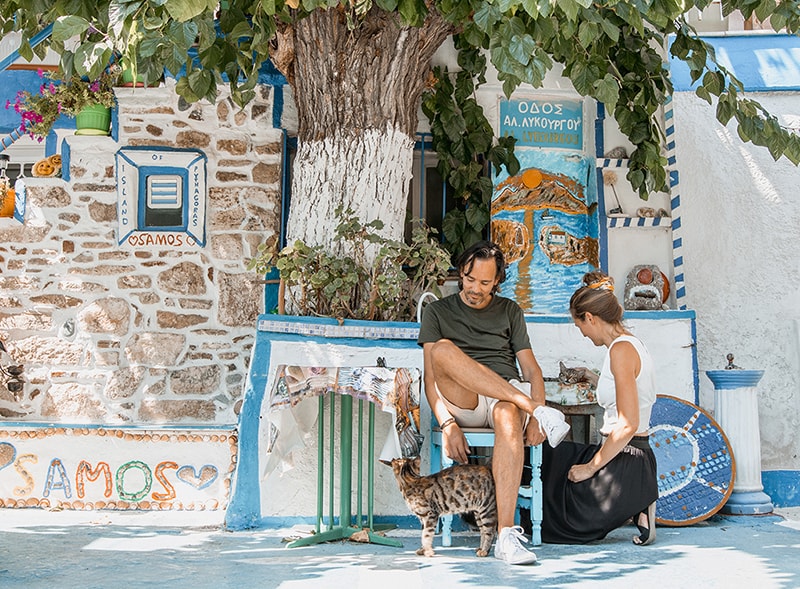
[520,0,541,18]
[138,36,162,58]
[569,60,600,96]
[374,0,398,11]
[52,16,91,42]
[164,0,216,21]
[229,20,254,40]
[175,75,201,103]
[508,34,536,65]
[465,202,489,231]
[577,21,599,49]
[397,0,426,26]
[695,85,712,105]
[472,3,501,34]
[73,42,114,79]
[599,17,620,44]
[556,0,581,21]
[594,75,619,109]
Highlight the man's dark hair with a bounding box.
[456,240,506,292]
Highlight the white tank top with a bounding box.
[596,335,656,435]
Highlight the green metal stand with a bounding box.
[287,393,400,548]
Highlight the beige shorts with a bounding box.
[438,379,531,429]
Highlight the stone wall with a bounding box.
[0,80,283,425]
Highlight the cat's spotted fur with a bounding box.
[391,456,496,557]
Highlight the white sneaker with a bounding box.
[494,525,537,565]
[534,405,570,448]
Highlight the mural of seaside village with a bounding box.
[491,150,599,314]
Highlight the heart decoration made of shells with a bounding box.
[176,464,219,490]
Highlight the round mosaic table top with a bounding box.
[648,395,736,526]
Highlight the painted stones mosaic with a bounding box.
[649,395,735,526]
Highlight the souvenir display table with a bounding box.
[262,364,422,548]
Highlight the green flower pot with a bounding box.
[75,104,111,136]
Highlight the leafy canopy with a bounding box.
[3,0,800,198]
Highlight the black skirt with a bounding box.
[541,437,658,544]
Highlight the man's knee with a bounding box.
[430,339,459,367]
[493,402,524,433]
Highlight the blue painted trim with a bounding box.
[625,309,696,320]
[0,24,53,73]
[279,130,291,248]
[61,139,71,182]
[225,340,268,530]
[523,310,695,323]
[44,131,58,158]
[762,470,800,507]
[272,85,284,130]
[596,168,609,272]
[690,313,699,405]
[136,164,190,232]
[669,33,800,92]
[0,422,235,430]
[258,314,417,331]
[722,490,774,514]
[594,102,610,273]
[111,102,119,142]
[706,370,765,389]
[225,317,423,530]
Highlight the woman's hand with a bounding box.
[568,462,597,483]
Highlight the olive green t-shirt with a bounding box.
[417,293,531,381]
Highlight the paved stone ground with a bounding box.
[1,508,800,588]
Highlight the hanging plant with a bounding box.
[422,35,520,258]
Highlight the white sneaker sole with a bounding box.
[495,551,538,565]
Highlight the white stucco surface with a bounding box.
[673,92,800,469]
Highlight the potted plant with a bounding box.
[5,67,119,141]
[248,206,453,322]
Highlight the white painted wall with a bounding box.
[254,314,696,517]
[672,92,800,470]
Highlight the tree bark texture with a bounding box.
[285,6,453,251]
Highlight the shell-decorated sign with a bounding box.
[492,150,599,313]
[0,426,236,511]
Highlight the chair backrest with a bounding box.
[416,291,439,323]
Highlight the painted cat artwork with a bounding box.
[491,151,599,313]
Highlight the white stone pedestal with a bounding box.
[707,369,774,515]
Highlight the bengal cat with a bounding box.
[391,456,497,557]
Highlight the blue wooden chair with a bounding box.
[429,427,543,547]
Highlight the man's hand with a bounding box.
[443,423,470,464]
[524,416,546,446]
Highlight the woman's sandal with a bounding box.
[632,501,656,546]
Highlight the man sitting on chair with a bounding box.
[418,240,548,565]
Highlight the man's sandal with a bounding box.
[632,501,656,546]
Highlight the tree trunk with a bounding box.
[286,6,453,256]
